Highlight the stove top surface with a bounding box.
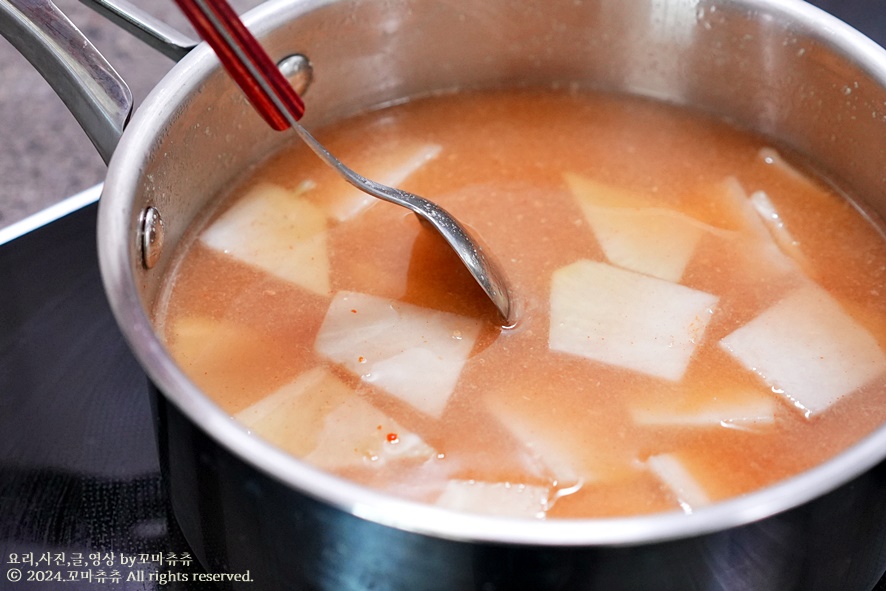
[0,199,209,589]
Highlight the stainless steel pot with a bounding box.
[3,0,886,589]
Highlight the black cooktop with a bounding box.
[0,198,205,589]
[2,2,886,589]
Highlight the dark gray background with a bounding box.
[0,0,261,230]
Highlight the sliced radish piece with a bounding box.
[758,147,822,192]
[484,395,586,486]
[720,283,886,417]
[201,182,330,296]
[236,366,436,468]
[632,389,776,431]
[587,208,706,282]
[719,177,809,278]
[305,398,437,468]
[748,189,814,277]
[564,172,649,209]
[315,291,482,418]
[566,173,707,282]
[550,260,718,381]
[435,480,550,518]
[167,315,305,413]
[646,453,710,513]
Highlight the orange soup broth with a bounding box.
[156,88,886,518]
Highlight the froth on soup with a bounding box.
[155,89,886,519]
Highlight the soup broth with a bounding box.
[155,89,886,519]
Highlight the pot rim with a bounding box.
[98,0,886,547]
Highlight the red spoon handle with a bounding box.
[173,0,305,130]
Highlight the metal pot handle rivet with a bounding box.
[138,206,165,269]
[277,54,314,96]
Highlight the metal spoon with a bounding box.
[173,0,514,324]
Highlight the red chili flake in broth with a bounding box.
[386,433,399,444]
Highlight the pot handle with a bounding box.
[78,0,197,62]
[0,0,132,163]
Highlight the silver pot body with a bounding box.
[41,0,886,588]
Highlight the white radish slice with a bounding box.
[312,143,442,221]
[549,260,718,381]
[484,396,587,486]
[566,173,707,282]
[314,291,482,418]
[719,177,810,278]
[719,176,773,240]
[167,315,299,413]
[632,389,776,431]
[305,399,437,469]
[200,182,330,296]
[587,208,707,282]
[236,366,436,468]
[646,453,710,513]
[485,387,641,485]
[748,189,815,277]
[169,316,266,372]
[720,283,886,417]
[564,172,649,209]
[758,147,822,192]
[435,480,550,519]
